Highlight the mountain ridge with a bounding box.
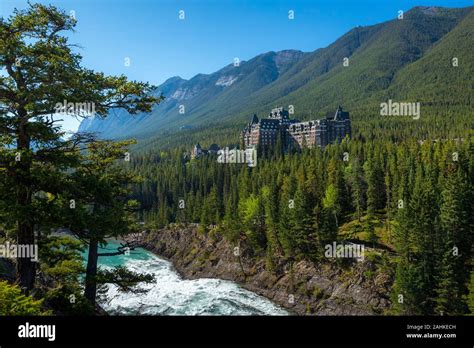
[78,5,474,145]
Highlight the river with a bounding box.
[93,241,288,315]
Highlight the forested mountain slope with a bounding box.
[79,6,473,150]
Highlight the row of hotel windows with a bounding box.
[246,132,347,142]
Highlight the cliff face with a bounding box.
[129,225,392,315]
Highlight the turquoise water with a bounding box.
[91,241,288,315]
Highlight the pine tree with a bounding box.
[278,176,297,258]
[238,194,266,250]
[468,270,474,314]
[64,140,154,306]
[348,157,366,222]
[364,212,377,247]
[323,183,340,227]
[364,151,386,216]
[262,178,282,259]
[410,166,439,314]
[0,3,161,291]
[222,197,241,243]
[291,183,318,260]
[435,166,471,315]
[435,239,466,315]
[392,168,419,314]
[326,158,348,225]
[0,281,49,315]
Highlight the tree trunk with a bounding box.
[17,214,35,291]
[16,115,36,291]
[84,239,99,305]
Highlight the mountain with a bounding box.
[79,6,474,144]
[267,6,473,118]
[78,50,305,138]
[385,7,474,104]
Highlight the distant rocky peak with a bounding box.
[215,75,238,87]
[165,75,186,82]
[418,6,441,15]
[407,6,444,17]
[273,49,304,74]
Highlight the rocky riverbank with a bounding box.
[127,224,393,315]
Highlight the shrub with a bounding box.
[0,281,50,315]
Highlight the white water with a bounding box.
[98,245,288,315]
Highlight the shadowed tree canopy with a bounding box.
[59,139,154,306]
[0,3,163,291]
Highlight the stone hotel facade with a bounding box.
[241,106,351,150]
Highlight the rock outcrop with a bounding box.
[127,225,392,315]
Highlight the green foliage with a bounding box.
[347,157,366,221]
[1,2,472,316]
[0,281,50,315]
[39,236,85,282]
[323,184,338,214]
[82,7,473,151]
[469,270,474,315]
[238,194,266,250]
[63,140,150,305]
[131,136,473,315]
[434,166,472,315]
[364,213,377,246]
[38,235,93,315]
[43,285,94,316]
[96,266,155,293]
[0,2,162,290]
[392,157,472,315]
[63,140,141,242]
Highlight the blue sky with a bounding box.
[1,0,473,131]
